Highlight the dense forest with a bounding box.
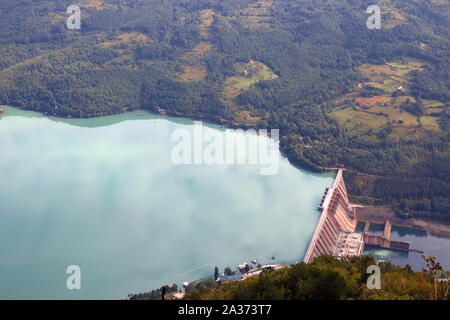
[183,255,449,300]
[0,0,448,219]
[140,255,449,300]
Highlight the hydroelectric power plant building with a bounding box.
[303,169,410,263]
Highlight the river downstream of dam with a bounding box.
[359,223,450,270]
[0,106,334,299]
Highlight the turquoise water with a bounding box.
[0,106,333,299]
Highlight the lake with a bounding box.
[0,106,334,299]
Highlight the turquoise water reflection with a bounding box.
[0,106,333,299]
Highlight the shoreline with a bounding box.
[0,105,339,175]
[2,104,448,235]
[356,206,450,239]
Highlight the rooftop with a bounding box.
[332,231,365,258]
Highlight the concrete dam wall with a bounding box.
[303,169,357,263]
[304,169,411,264]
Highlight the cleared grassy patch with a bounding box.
[223,87,244,99]
[386,61,425,74]
[332,58,445,141]
[181,42,212,63]
[365,81,385,89]
[199,9,214,38]
[389,126,423,140]
[420,116,441,131]
[424,107,444,115]
[356,95,391,107]
[382,6,407,29]
[370,105,419,127]
[423,100,445,114]
[224,61,278,92]
[359,64,396,77]
[79,0,118,11]
[358,60,426,93]
[394,96,416,106]
[180,11,214,65]
[423,100,444,108]
[99,32,149,48]
[329,107,388,136]
[178,65,208,82]
[238,0,273,29]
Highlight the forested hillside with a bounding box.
[0,0,448,219]
[182,255,449,300]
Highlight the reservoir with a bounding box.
[0,106,333,299]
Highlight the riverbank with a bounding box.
[356,207,450,239]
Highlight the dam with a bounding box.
[362,221,411,252]
[303,169,410,263]
[303,169,360,263]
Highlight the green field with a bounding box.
[359,60,425,93]
[224,61,278,92]
[329,59,445,140]
[330,107,389,136]
[420,115,442,131]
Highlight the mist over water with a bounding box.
[0,107,333,299]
